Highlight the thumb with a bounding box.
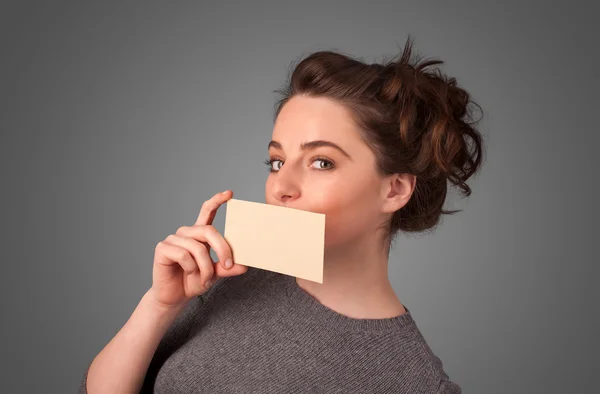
[211,261,248,280]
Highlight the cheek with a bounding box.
[322,205,373,247]
[314,184,379,246]
[264,175,278,204]
[264,172,380,246]
[264,177,271,201]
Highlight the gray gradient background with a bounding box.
[1,1,597,393]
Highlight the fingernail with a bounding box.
[205,280,213,288]
[225,258,233,269]
[221,190,229,195]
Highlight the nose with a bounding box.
[270,164,301,205]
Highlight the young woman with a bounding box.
[80,37,484,394]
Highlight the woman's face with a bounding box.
[264,95,387,249]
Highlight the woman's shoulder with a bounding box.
[398,320,462,393]
[358,308,460,392]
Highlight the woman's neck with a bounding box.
[295,234,406,319]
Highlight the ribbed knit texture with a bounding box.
[79,266,461,393]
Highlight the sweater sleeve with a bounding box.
[77,295,204,394]
[436,378,462,394]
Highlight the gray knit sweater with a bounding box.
[79,266,461,393]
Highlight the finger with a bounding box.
[163,234,215,288]
[176,225,233,271]
[195,190,233,227]
[169,230,248,280]
[163,234,246,283]
[155,241,198,275]
[213,260,249,278]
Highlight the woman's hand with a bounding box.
[149,190,247,309]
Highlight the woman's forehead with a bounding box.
[272,97,360,144]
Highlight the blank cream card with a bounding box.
[223,198,325,283]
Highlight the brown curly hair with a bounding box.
[273,36,485,242]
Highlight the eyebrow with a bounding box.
[268,140,352,160]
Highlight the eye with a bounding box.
[310,157,335,170]
[263,158,283,172]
